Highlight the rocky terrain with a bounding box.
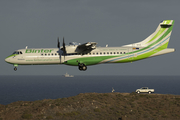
[0,92,180,120]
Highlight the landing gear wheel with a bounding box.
[137,91,140,94]
[14,67,17,71]
[82,66,87,71]
[78,63,87,71]
[79,66,83,71]
[148,91,151,94]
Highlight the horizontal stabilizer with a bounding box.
[150,48,175,57]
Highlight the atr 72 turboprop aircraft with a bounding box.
[5,20,175,71]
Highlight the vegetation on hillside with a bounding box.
[0,92,180,120]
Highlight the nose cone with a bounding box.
[5,57,11,63]
[5,58,9,63]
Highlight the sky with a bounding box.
[1,0,180,76]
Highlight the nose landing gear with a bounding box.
[13,64,18,71]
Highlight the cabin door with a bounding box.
[128,44,135,61]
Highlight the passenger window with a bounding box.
[120,52,122,54]
[104,52,106,54]
[51,53,53,55]
[107,52,109,54]
[110,52,112,54]
[41,54,43,56]
[117,52,119,54]
[45,54,47,56]
[124,52,126,54]
[100,52,102,55]
[20,51,23,54]
[96,53,98,55]
[114,52,116,54]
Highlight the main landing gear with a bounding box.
[78,63,87,71]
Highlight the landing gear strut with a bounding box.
[14,67,17,71]
[78,63,87,71]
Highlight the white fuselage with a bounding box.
[5,46,174,66]
[5,46,131,65]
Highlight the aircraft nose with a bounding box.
[5,57,10,63]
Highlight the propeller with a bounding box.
[57,37,66,62]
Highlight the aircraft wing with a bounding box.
[76,42,97,52]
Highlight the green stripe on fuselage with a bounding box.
[64,54,126,66]
[115,42,169,63]
[6,54,18,59]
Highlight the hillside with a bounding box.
[0,92,180,120]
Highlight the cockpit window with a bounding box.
[12,51,23,55]
[12,51,18,54]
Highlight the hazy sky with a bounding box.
[1,0,180,75]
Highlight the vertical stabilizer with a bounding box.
[124,20,174,48]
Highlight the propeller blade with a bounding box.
[57,37,61,63]
[63,37,66,60]
[57,37,60,48]
[63,37,66,54]
[63,37,65,50]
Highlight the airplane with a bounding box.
[5,20,175,71]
